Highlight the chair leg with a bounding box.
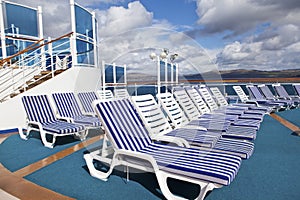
[75,130,87,141]
[197,183,215,200]
[156,171,217,200]
[40,130,56,148]
[84,153,116,181]
[19,126,30,140]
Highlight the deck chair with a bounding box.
[21,95,86,148]
[209,87,267,116]
[172,88,233,131]
[195,86,249,116]
[190,86,262,129]
[84,98,242,200]
[246,85,286,111]
[233,85,273,113]
[159,91,258,141]
[52,93,101,129]
[258,84,295,109]
[131,94,220,148]
[114,88,130,99]
[293,84,300,96]
[272,83,300,107]
[97,89,114,100]
[77,91,99,116]
[153,93,254,159]
[207,86,266,118]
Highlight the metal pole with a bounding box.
[0,0,7,61]
[38,6,46,70]
[70,0,77,66]
[92,11,97,68]
[157,56,160,94]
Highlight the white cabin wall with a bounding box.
[0,67,101,131]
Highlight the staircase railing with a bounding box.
[0,32,73,102]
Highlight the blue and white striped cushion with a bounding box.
[165,128,221,147]
[42,121,85,134]
[22,95,57,123]
[223,126,257,140]
[78,92,98,113]
[73,115,101,127]
[95,99,242,185]
[52,93,82,118]
[52,92,100,127]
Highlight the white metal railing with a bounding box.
[0,36,72,102]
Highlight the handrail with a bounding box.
[11,38,71,70]
[0,32,73,68]
[0,32,74,102]
[0,38,44,67]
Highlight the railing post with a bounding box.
[48,37,54,78]
[92,11,97,68]
[157,56,161,94]
[102,60,105,90]
[38,6,46,70]
[0,0,7,63]
[70,0,77,67]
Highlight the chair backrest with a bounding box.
[52,92,83,118]
[93,99,152,151]
[172,88,200,120]
[131,94,173,136]
[258,84,275,99]
[22,95,57,123]
[184,86,211,115]
[77,91,98,114]
[156,92,189,128]
[195,85,219,111]
[114,88,130,99]
[233,86,249,102]
[293,84,300,96]
[209,87,229,107]
[97,90,114,100]
[272,84,290,98]
[246,85,265,100]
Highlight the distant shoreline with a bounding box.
[125,77,300,85]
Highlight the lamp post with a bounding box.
[150,49,178,94]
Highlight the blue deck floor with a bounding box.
[1,110,300,199]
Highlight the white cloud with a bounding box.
[95,1,153,37]
[195,0,300,70]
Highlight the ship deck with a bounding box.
[0,108,300,199]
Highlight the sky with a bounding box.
[8,0,300,74]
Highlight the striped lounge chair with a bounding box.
[84,98,242,200]
[232,85,273,113]
[194,85,263,123]
[133,94,254,159]
[246,85,286,111]
[52,93,101,129]
[293,84,300,96]
[272,83,300,107]
[172,88,259,139]
[21,95,86,148]
[77,91,99,116]
[258,84,295,109]
[209,86,268,116]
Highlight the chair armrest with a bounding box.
[56,116,74,123]
[115,149,160,172]
[27,121,43,129]
[244,100,259,106]
[151,135,191,148]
